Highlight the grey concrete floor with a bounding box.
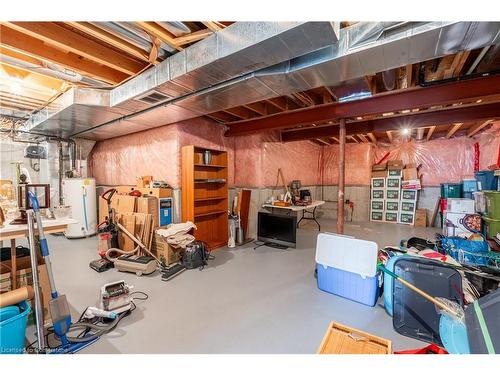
[25,219,439,353]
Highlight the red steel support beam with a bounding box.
[281,102,500,142]
[225,75,500,136]
[337,118,346,235]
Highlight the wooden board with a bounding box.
[317,321,392,354]
[238,189,251,236]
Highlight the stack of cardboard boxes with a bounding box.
[370,160,426,226]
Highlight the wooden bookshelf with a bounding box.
[181,145,228,250]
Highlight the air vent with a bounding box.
[135,90,170,105]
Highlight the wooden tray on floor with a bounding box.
[317,321,392,354]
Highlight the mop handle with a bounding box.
[28,191,58,299]
[378,264,460,318]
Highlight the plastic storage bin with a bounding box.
[465,288,500,354]
[0,300,31,354]
[475,170,498,191]
[392,257,463,346]
[441,183,462,198]
[482,216,500,238]
[315,233,379,307]
[483,190,500,219]
[383,255,407,316]
[462,179,478,193]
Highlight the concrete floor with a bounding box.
[26,219,438,353]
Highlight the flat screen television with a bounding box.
[257,211,297,248]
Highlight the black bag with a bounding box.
[182,241,210,270]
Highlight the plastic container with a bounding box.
[462,179,478,193]
[463,191,473,199]
[483,190,500,219]
[315,233,379,307]
[392,258,463,346]
[0,300,31,354]
[383,255,408,316]
[473,192,486,213]
[482,216,500,238]
[441,183,462,198]
[475,170,498,191]
[465,288,500,354]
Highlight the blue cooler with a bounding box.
[315,233,379,307]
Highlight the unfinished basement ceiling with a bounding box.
[5,21,500,141]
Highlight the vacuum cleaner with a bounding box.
[27,192,130,354]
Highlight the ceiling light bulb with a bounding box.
[402,128,410,135]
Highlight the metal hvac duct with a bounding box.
[22,21,500,141]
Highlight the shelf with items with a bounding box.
[182,145,228,250]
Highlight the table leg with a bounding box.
[10,239,17,289]
[296,207,321,231]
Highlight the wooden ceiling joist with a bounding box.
[223,106,255,120]
[316,138,332,145]
[65,22,153,63]
[243,102,267,116]
[386,130,393,143]
[357,134,369,143]
[349,135,359,143]
[366,132,377,144]
[443,51,471,79]
[427,126,436,141]
[202,22,224,32]
[3,22,145,76]
[446,122,463,138]
[266,97,287,111]
[136,22,182,51]
[0,26,128,84]
[174,29,213,46]
[280,102,500,142]
[224,74,500,137]
[468,120,493,137]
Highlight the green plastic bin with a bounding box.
[482,216,500,239]
[484,190,500,220]
[441,183,462,198]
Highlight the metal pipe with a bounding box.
[26,210,46,352]
[337,118,346,234]
[58,141,64,205]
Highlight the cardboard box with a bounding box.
[371,170,388,178]
[443,212,481,237]
[136,196,159,227]
[388,160,404,169]
[403,167,418,181]
[136,176,153,188]
[385,212,399,223]
[385,200,400,212]
[137,187,172,198]
[415,209,427,227]
[446,198,475,214]
[371,200,384,211]
[371,178,385,189]
[402,179,422,190]
[151,233,182,266]
[386,189,400,200]
[401,201,416,213]
[371,189,385,200]
[372,162,387,171]
[370,211,384,222]
[114,195,137,214]
[399,212,415,225]
[388,169,403,177]
[402,190,418,201]
[386,177,401,189]
[1,257,51,323]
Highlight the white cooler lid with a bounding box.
[315,232,378,277]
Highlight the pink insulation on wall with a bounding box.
[373,122,500,186]
[90,117,234,188]
[89,118,499,189]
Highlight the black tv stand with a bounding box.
[253,241,289,250]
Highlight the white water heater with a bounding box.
[62,178,97,238]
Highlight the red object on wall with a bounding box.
[474,142,480,172]
[497,143,500,167]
